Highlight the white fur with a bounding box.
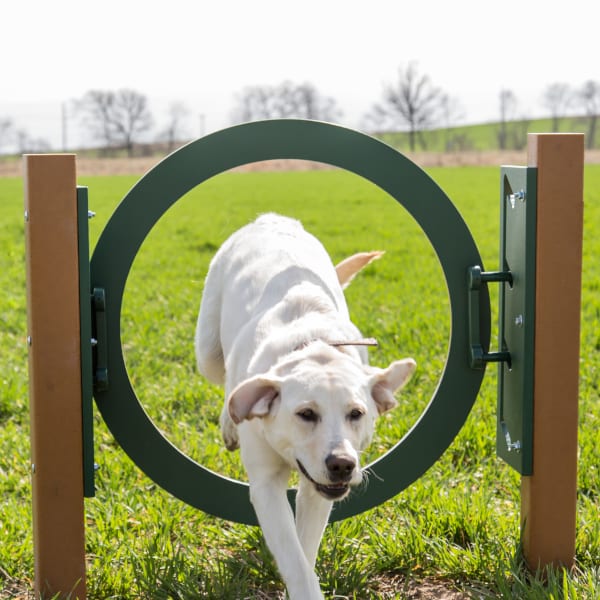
[195,214,415,599]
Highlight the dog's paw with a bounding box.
[223,432,239,451]
[220,413,239,451]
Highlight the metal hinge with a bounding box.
[91,287,109,391]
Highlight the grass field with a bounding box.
[1,163,599,599]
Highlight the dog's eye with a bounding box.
[348,408,364,421]
[297,408,319,422]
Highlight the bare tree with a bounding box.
[0,118,14,154]
[497,89,531,150]
[158,102,190,152]
[232,81,342,123]
[15,129,51,153]
[366,62,446,151]
[577,80,600,149]
[439,94,468,151]
[542,83,572,132]
[292,82,341,121]
[234,85,272,121]
[497,89,518,150]
[497,89,533,150]
[76,89,154,156]
[497,89,515,150]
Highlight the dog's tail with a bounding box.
[335,251,384,289]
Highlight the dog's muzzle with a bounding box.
[296,459,354,500]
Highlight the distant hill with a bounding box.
[374,116,596,153]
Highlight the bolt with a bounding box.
[24,210,29,222]
[507,190,525,209]
[507,440,522,453]
[31,463,36,473]
[88,210,96,219]
[27,335,32,346]
[514,315,524,327]
[503,424,522,453]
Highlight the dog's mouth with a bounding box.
[296,460,350,500]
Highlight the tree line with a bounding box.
[1,63,599,156]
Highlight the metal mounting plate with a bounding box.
[77,186,95,497]
[497,166,537,474]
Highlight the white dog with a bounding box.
[195,214,415,599]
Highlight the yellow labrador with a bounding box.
[195,214,415,599]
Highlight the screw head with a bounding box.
[507,190,525,209]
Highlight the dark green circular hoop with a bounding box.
[91,119,490,525]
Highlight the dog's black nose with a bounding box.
[325,452,356,482]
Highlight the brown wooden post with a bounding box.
[521,134,584,570]
[24,154,87,598]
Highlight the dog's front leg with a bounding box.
[295,477,333,569]
[244,457,324,598]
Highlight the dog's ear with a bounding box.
[369,358,416,415]
[228,376,282,424]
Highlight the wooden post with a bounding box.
[521,134,584,569]
[24,154,87,598]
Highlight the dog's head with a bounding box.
[227,343,416,500]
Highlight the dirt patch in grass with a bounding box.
[370,574,478,599]
[0,573,481,599]
[3,149,599,178]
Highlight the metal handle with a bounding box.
[468,266,512,369]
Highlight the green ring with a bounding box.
[91,119,490,524]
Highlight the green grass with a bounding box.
[1,164,599,599]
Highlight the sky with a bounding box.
[1,0,598,150]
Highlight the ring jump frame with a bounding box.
[24,123,584,598]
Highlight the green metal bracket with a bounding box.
[496,166,537,475]
[468,166,536,474]
[92,287,109,392]
[77,186,95,498]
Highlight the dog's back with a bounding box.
[195,214,348,385]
